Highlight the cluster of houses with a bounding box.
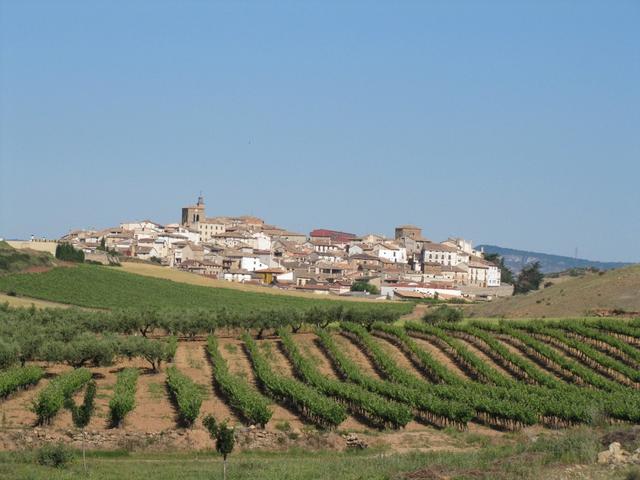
[60,196,505,300]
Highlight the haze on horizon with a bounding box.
[0,1,638,263]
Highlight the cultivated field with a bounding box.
[3,308,640,437]
[0,264,412,314]
[2,262,640,478]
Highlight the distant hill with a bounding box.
[466,264,640,318]
[0,241,53,274]
[476,244,632,274]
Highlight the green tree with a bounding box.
[55,243,85,263]
[203,415,235,480]
[350,280,380,295]
[65,380,96,473]
[422,305,463,324]
[513,261,544,295]
[483,253,514,284]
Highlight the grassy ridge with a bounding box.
[0,264,412,314]
[0,427,619,480]
[0,241,53,274]
[467,264,640,318]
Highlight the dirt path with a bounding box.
[407,336,469,380]
[332,334,383,379]
[291,333,375,432]
[217,337,304,430]
[126,365,174,431]
[55,363,125,431]
[293,333,340,380]
[264,337,369,431]
[173,342,238,425]
[371,335,428,383]
[493,337,569,384]
[451,336,517,381]
[0,365,70,428]
[495,335,578,384]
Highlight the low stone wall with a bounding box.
[0,426,348,452]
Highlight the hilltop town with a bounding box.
[53,196,507,301]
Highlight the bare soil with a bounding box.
[409,336,470,380]
[452,336,517,381]
[126,363,175,432]
[173,341,239,424]
[217,337,305,430]
[493,337,569,384]
[332,334,383,379]
[372,335,429,383]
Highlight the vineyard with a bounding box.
[0,264,413,314]
[1,304,640,448]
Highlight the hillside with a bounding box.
[0,241,53,274]
[477,244,632,274]
[0,264,411,314]
[467,264,640,318]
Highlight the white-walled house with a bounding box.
[487,264,501,287]
[251,232,272,251]
[240,256,269,272]
[374,243,407,264]
[421,242,462,267]
[120,220,163,234]
[465,258,501,287]
[222,270,253,282]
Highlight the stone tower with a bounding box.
[181,195,206,228]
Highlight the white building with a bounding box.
[466,258,501,287]
[240,256,269,272]
[374,243,407,264]
[421,242,462,267]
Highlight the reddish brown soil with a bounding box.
[372,335,427,383]
[332,334,383,379]
[493,337,569,384]
[217,337,304,430]
[0,365,72,428]
[173,341,239,425]
[126,364,175,431]
[291,333,378,431]
[23,265,54,274]
[0,335,529,452]
[452,336,517,381]
[409,336,469,380]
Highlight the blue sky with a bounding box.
[1,1,638,262]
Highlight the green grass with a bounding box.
[0,428,619,480]
[0,264,412,314]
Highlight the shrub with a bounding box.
[166,366,203,426]
[0,365,44,398]
[350,281,380,295]
[109,368,139,427]
[32,368,92,424]
[626,469,640,480]
[66,380,97,428]
[37,443,74,468]
[422,305,463,324]
[55,243,84,263]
